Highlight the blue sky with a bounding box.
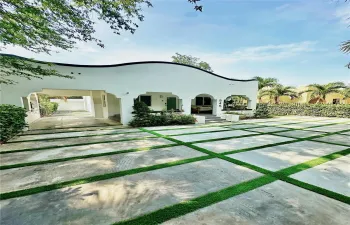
[4,0,350,86]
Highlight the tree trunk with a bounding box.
[275,96,278,104]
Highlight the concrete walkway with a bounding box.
[29,111,121,130]
[1,116,349,225]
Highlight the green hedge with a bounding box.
[38,94,59,116]
[257,103,350,118]
[0,104,27,143]
[129,101,196,127]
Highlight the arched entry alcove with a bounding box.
[191,93,216,115]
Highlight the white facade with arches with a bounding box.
[0,55,258,125]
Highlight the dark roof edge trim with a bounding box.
[1,54,257,82]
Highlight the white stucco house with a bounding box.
[0,54,258,125]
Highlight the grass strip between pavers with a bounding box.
[8,130,142,143]
[0,136,159,154]
[18,126,126,136]
[0,155,213,200]
[0,144,179,170]
[276,148,350,176]
[1,125,348,208]
[23,124,123,131]
[111,129,350,225]
[113,175,277,225]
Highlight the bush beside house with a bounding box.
[0,104,27,143]
[257,103,350,118]
[38,94,59,116]
[129,101,196,127]
[254,103,270,118]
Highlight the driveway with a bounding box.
[0,116,349,225]
[29,111,121,130]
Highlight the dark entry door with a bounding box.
[167,97,177,110]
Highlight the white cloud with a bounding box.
[276,4,290,11]
[335,5,350,25]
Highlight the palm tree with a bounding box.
[340,86,350,102]
[253,76,278,90]
[259,84,298,104]
[254,76,278,103]
[300,82,346,103]
[340,40,350,69]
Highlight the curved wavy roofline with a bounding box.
[1,54,257,82]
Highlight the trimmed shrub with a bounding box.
[259,103,350,118]
[38,94,59,116]
[0,104,27,143]
[129,102,196,127]
[254,103,270,118]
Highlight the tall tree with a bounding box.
[259,84,298,104]
[0,0,203,84]
[299,82,346,103]
[171,53,214,72]
[340,86,350,101]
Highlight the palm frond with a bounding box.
[341,40,350,54]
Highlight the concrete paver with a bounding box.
[9,128,139,142]
[162,181,350,225]
[0,138,174,166]
[280,122,328,129]
[194,135,293,153]
[0,132,155,152]
[23,126,123,135]
[171,130,256,143]
[313,134,350,146]
[0,146,206,193]
[306,124,350,132]
[228,141,347,171]
[1,115,349,225]
[275,130,325,138]
[156,127,230,136]
[0,159,262,225]
[225,124,264,129]
[291,155,350,196]
[245,126,290,133]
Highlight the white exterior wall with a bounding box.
[0,62,258,125]
[107,93,120,117]
[50,99,86,111]
[138,92,179,111]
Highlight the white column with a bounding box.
[120,96,134,126]
[181,98,192,115]
[213,98,224,116]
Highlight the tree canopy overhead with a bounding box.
[0,0,203,84]
[171,53,214,72]
[0,0,153,54]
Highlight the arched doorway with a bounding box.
[223,95,250,111]
[191,94,215,115]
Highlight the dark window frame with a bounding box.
[140,95,152,106]
[332,98,340,104]
[204,97,212,105]
[195,97,203,106]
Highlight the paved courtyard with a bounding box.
[0,116,349,225]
